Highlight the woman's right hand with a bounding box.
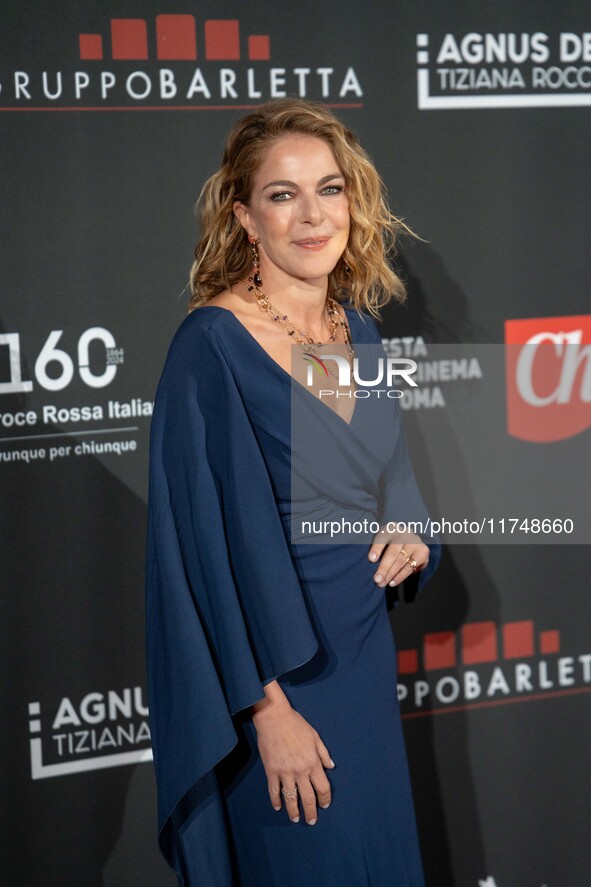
[252,681,335,825]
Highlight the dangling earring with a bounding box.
[249,237,263,288]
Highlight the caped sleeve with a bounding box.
[359,312,442,595]
[145,312,318,885]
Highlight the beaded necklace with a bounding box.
[245,277,355,382]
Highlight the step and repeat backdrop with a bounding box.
[2,1,590,885]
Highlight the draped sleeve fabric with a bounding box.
[145,310,319,884]
[358,312,442,595]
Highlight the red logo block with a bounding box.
[398,649,419,675]
[539,630,560,654]
[503,620,534,659]
[156,15,197,60]
[462,621,497,665]
[505,314,591,442]
[424,631,456,670]
[111,19,148,61]
[79,34,103,60]
[205,20,240,60]
[248,35,270,61]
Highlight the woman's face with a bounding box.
[234,134,350,287]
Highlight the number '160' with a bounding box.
[0,328,119,393]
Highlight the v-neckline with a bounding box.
[201,304,361,428]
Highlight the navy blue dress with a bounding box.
[145,304,440,886]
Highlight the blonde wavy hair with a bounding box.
[189,98,417,317]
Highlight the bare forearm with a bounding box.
[250,679,334,825]
[251,680,291,726]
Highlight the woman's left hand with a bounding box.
[368,524,429,587]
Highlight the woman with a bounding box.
[146,98,440,886]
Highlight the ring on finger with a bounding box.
[282,786,298,799]
[408,558,418,571]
